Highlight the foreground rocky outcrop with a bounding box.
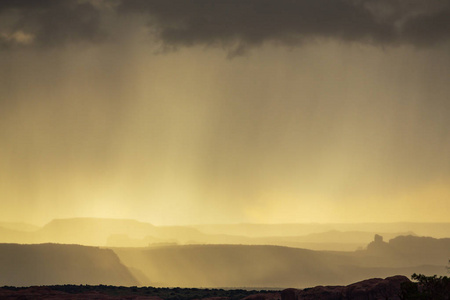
[0,276,411,300]
[280,275,410,300]
[0,285,258,300]
[0,286,164,300]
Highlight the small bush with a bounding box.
[401,273,450,300]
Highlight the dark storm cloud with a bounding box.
[120,0,391,51]
[1,0,450,50]
[402,8,450,46]
[0,0,104,48]
[119,0,450,50]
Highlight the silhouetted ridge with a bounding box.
[364,234,450,266]
[0,243,138,286]
[38,218,207,246]
[114,238,449,288]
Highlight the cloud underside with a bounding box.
[1,0,450,51]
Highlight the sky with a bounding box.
[1,0,449,226]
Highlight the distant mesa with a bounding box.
[0,221,39,232]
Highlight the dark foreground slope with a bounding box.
[0,243,138,286]
[0,285,265,300]
[0,275,413,300]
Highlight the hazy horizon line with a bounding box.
[3,217,450,228]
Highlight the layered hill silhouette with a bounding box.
[0,218,448,288]
[0,218,212,246]
[114,235,449,288]
[2,218,448,251]
[191,222,450,239]
[0,234,448,288]
[360,234,450,267]
[0,226,35,244]
[0,221,39,232]
[0,243,138,286]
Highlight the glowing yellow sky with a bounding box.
[1,20,450,225]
